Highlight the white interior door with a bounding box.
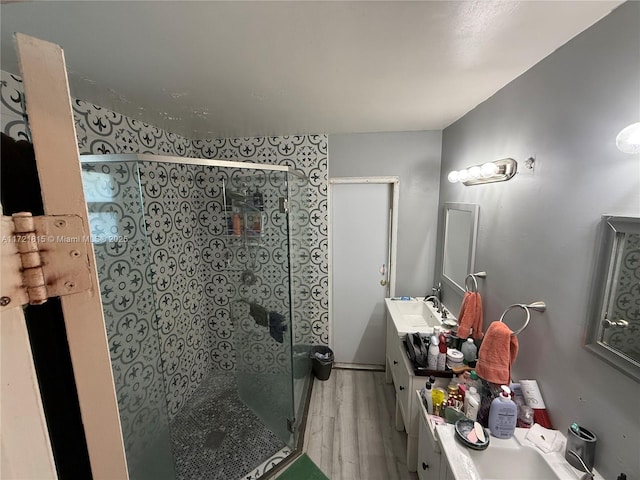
[331,181,393,366]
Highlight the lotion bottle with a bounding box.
[464,386,480,421]
[420,381,433,414]
[427,336,439,370]
[488,385,517,439]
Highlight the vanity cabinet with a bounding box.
[385,306,449,472]
[417,392,454,480]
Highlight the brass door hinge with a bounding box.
[1,212,92,310]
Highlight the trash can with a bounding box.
[310,346,334,381]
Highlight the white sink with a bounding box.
[394,301,440,327]
[436,424,604,480]
[385,297,452,335]
[468,443,561,479]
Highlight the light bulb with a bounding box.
[468,165,481,179]
[457,169,469,182]
[447,171,460,183]
[480,162,499,178]
[616,122,640,154]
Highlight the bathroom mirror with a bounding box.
[586,216,640,382]
[441,203,479,293]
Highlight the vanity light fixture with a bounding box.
[616,122,640,154]
[448,158,518,186]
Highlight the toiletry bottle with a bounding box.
[227,214,234,235]
[421,381,433,414]
[488,385,518,439]
[463,387,480,420]
[468,370,482,396]
[465,387,480,421]
[427,336,439,370]
[253,188,264,211]
[233,213,242,236]
[517,405,534,428]
[432,387,446,411]
[461,338,478,365]
[437,333,447,371]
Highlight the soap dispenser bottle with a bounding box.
[488,385,517,439]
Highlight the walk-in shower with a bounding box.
[80,153,314,480]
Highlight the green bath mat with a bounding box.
[277,454,329,480]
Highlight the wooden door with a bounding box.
[0,33,129,479]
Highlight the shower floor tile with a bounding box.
[169,371,287,480]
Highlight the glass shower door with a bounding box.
[227,168,295,448]
[81,160,176,480]
[287,170,313,440]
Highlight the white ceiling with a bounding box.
[0,1,623,139]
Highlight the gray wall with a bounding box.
[329,131,442,296]
[438,3,639,479]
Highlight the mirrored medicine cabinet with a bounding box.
[441,203,479,294]
[586,215,640,382]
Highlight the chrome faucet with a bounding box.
[568,450,595,480]
[424,283,441,302]
[424,295,441,314]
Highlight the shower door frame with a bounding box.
[81,153,306,180]
[81,156,307,468]
[81,153,306,454]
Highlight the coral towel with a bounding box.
[457,291,484,339]
[476,321,518,385]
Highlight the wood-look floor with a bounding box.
[303,368,419,480]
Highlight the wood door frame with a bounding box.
[328,176,399,357]
[15,33,128,479]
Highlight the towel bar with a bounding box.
[499,301,546,335]
[464,271,487,293]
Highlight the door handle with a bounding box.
[380,279,387,286]
[601,318,629,328]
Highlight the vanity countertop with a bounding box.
[436,423,604,480]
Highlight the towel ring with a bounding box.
[464,271,487,293]
[499,301,547,336]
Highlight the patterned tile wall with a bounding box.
[1,71,30,140]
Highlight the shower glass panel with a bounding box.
[81,161,177,480]
[287,171,313,435]
[228,168,295,448]
[81,154,312,480]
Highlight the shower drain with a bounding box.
[204,430,226,451]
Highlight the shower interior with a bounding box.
[81,154,313,480]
